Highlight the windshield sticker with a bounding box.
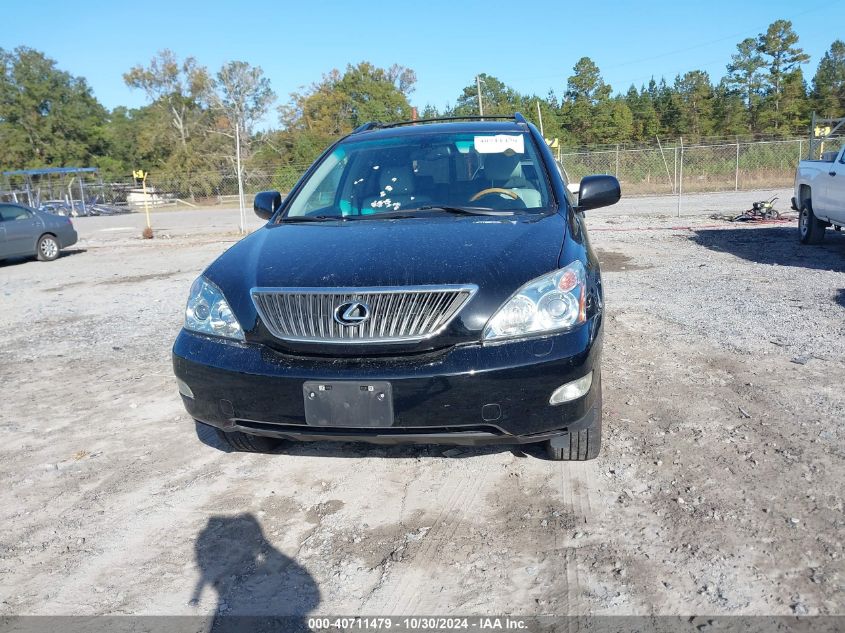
[474,135,525,155]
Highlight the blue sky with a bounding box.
[3,0,843,125]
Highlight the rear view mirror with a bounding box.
[577,175,621,211]
[254,191,283,220]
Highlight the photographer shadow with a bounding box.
[192,513,320,632]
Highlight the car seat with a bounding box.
[475,154,542,208]
[360,164,428,213]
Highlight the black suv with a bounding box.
[172,114,620,460]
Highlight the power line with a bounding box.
[476,75,484,116]
[602,1,840,71]
[516,1,840,85]
[607,57,731,92]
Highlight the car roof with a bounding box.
[349,119,530,141]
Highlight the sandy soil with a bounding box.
[0,200,842,618]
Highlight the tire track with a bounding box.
[403,469,491,614]
[365,461,490,614]
[552,460,603,614]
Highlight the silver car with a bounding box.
[0,203,78,262]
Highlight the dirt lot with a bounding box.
[1,192,843,618]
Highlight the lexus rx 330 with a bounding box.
[172,113,620,460]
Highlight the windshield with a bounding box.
[282,130,554,219]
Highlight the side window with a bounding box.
[0,205,31,222]
[301,156,347,214]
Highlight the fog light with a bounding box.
[176,378,194,399]
[549,372,592,405]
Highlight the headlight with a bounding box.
[184,276,244,341]
[483,261,587,341]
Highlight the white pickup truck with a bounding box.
[792,146,845,243]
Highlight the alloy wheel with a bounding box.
[40,238,58,259]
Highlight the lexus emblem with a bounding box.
[334,301,371,326]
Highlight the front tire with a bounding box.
[545,386,602,461]
[36,234,60,261]
[799,201,826,244]
[545,425,602,461]
[214,428,283,453]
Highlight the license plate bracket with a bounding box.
[303,381,394,427]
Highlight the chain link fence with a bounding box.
[809,136,844,161]
[5,136,842,212]
[110,164,312,209]
[142,137,828,208]
[558,137,819,197]
[0,164,310,210]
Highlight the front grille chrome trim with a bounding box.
[251,285,478,344]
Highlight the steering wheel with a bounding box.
[470,187,519,202]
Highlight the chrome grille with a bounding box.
[252,285,477,344]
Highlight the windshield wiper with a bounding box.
[279,212,421,222]
[277,214,351,223]
[413,205,515,217]
[278,206,515,222]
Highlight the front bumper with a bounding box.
[172,319,602,445]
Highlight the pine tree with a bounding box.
[673,71,715,140]
[625,85,660,141]
[562,57,614,144]
[725,37,765,131]
[712,81,750,136]
[757,20,810,132]
[812,40,845,117]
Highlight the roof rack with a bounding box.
[352,113,528,133]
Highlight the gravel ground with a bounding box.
[597,187,793,218]
[0,192,842,619]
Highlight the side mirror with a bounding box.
[577,175,621,211]
[254,190,282,220]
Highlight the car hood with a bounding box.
[206,213,567,351]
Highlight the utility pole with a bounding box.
[615,144,620,178]
[235,120,245,235]
[536,100,544,137]
[735,138,740,191]
[809,111,816,160]
[476,75,484,118]
[677,137,684,218]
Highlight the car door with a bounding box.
[0,204,42,257]
[825,149,845,224]
[0,212,6,258]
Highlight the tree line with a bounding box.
[1,18,843,193]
